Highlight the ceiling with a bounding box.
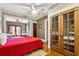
[0,3,57,20]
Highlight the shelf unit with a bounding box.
[50,7,79,56]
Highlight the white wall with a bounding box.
[30,20,33,36]
[27,20,33,36]
[4,15,33,36]
[5,15,28,23]
[45,19,48,42]
[0,10,2,44]
[48,3,79,48]
[0,10,2,16]
[0,17,2,33]
[0,10,2,33]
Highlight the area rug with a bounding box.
[25,49,47,56]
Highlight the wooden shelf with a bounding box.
[69,32,74,34]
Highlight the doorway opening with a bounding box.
[33,23,37,37]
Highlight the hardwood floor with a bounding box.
[42,43,64,56]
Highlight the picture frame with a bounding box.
[39,24,42,28]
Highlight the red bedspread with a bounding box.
[0,36,43,56]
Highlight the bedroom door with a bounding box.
[33,23,37,37]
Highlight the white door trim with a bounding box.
[45,19,48,42]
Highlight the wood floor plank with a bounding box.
[42,43,64,56]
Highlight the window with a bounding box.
[16,26,21,35]
[9,25,22,35]
[10,26,15,34]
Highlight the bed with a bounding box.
[0,36,43,56]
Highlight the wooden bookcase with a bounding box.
[50,7,79,56]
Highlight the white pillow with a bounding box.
[0,34,2,44]
[1,33,7,45]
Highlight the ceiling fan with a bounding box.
[23,3,46,14]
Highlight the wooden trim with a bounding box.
[50,12,60,17]
[50,16,53,49]
[67,13,70,51]
[74,7,79,11]
[61,7,78,14]
[59,14,64,53]
[50,7,78,17]
[74,9,79,55]
[58,15,62,52]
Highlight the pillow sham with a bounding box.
[1,33,7,45]
[0,34,2,45]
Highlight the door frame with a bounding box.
[45,19,48,42]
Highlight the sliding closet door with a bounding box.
[51,16,59,51]
[63,13,69,52]
[62,11,75,55]
[69,11,74,53]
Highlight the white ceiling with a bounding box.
[0,3,57,20]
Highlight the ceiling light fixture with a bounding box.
[31,10,37,14]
